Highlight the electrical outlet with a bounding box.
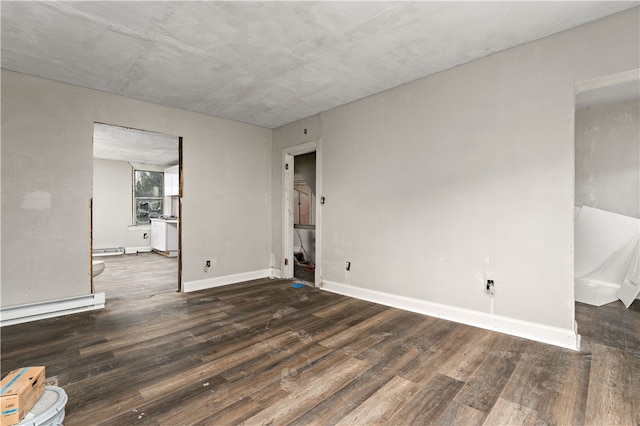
[345,261,351,271]
[486,280,495,294]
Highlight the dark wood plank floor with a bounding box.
[576,299,640,357]
[93,252,178,301]
[1,278,638,425]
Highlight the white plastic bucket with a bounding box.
[19,386,67,426]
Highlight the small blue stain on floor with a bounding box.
[291,283,305,289]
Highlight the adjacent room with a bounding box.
[1,2,638,425]
[91,123,182,300]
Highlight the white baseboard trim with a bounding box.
[0,293,106,327]
[321,281,579,351]
[183,269,274,293]
[125,246,152,254]
[270,268,282,279]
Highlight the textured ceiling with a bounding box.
[2,1,637,128]
[93,123,179,165]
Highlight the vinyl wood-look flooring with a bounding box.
[93,252,178,300]
[2,275,638,425]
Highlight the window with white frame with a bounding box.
[133,170,163,224]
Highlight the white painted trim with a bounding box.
[125,246,152,254]
[283,140,320,158]
[270,268,282,279]
[314,140,322,288]
[282,141,321,283]
[321,281,580,351]
[0,293,106,327]
[183,269,273,293]
[282,151,294,278]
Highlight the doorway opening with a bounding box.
[91,123,182,300]
[282,141,320,285]
[293,152,316,282]
[573,72,640,351]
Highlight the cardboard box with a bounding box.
[1,367,45,426]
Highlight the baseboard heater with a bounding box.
[0,293,106,327]
[93,247,125,256]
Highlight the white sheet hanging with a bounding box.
[574,206,640,307]
[618,237,640,308]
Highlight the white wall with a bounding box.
[2,8,638,343]
[1,70,272,307]
[93,158,151,251]
[272,8,639,332]
[576,101,640,218]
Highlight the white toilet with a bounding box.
[92,260,105,277]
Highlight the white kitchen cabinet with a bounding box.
[151,219,178,255]
[164,165,179,196]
